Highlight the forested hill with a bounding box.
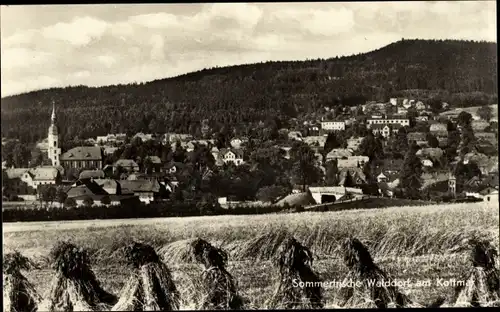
[1,39,497,144]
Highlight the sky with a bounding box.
[1,1,497,97]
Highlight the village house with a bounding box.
[165,133,193,144]
[321,121,346,131]
[133,132,154,142]
[407,132,427,142]
[96,133,127,144]
[390,98,398,106]
[347,137,364,151]
[230,137,248,149]
[371,124,402,138]
[367,115,410,127]
[421,159,434,167]
[210,146,220,161]
[113,159,140,173]
[164,162,185,174]
[79,169,105,180]
[119,180,163,204]
[337,156,369,170]
[65,181,139,206]
[219,148,245,166]
[415,101,426,110]
[402,100,413,109]
[475,132,497,145]
[102,146,118,156]
[325,148,353,161]
[3,167,61,200]
[397,107,408,115]
[288,131,303,141]
[471,120,490,132]
[416,116,429,122]
[338,167,367,186]
[302,136,327,147]
[60,146,103,170]
[429,123,448,136]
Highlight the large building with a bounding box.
[47,102,62,167]
[321,121,346,131]
[367,115,410,128]
[60,146,103,170]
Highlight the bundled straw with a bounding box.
[338,237,414,308]
[267,236,324,309]
[190,238,244,310]
[231,228,290,261]
[40,241,117,311]
[453,238,500,307]
[112,242,180,311]
[3,251,41,312]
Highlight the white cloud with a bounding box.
[128,12,180,29]
[42,16,109,46]
[149,34,165,61]
[97,55,116,68]
[1,29,38,48]
[1,48,52,70]
[71,70,91,79]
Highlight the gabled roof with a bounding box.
[326,149,352,159]
[114,159,139,168]
[79,170,105,180]
[61,146,102,161]
[5,168,29,179]
[220,148,244,158]
[93,178,119,190]
[338,167,367,185]
[67,184,106,198]
[145,156,162,164]
[119,180,161,193]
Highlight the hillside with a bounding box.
[1,39,497,144]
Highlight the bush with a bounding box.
[82,196,94,207]
[101,195,111,206]
[64,197,77,208]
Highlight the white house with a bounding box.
[321,121,346,131]
[367,116,410,127]
[421,159,434,167]
[371,124,402,138]
[390,98,398,106]
[220,148,244,166]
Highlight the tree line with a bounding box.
[1,39,497,144]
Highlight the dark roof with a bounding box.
[71,194,138,201]
[119,180,161,193]
[61,146,102,161]
[67,184,105,198]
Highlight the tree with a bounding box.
[477,105,493,121]
[457,111,473,128]
[64,197,77,208]
[358,132,384,162]
[143,157,153,174]
[428,98,443,114]
[55,187,68,205]
[256,185,289,203]
[399,142,423,199]
[426,133,440,148]
[40,186,57,207]
[82,196,94,207]
[290,142,322,191]
[325,160,339,186]
[390,127,409,158]
[324,132,342,155]
[101,195,111,205]
[342,171,356,187]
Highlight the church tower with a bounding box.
[47,101,61,167]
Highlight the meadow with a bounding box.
[3,201,499,308]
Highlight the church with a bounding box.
[46,103,103,171]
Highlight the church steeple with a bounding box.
[51,101,56,124]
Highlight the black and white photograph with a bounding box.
[1,1,499,310]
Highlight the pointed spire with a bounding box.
[51,101,56,123]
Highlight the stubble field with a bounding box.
[3,201,499,308]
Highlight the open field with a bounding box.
[3,201,499,308]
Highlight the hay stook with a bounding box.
[40,241,117,311]
[189,238,244,310]
[453,238,500,307]
[338,237,414,308]
[3,251,42,312]
[112,242,180,311]
[267,235,324,309]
